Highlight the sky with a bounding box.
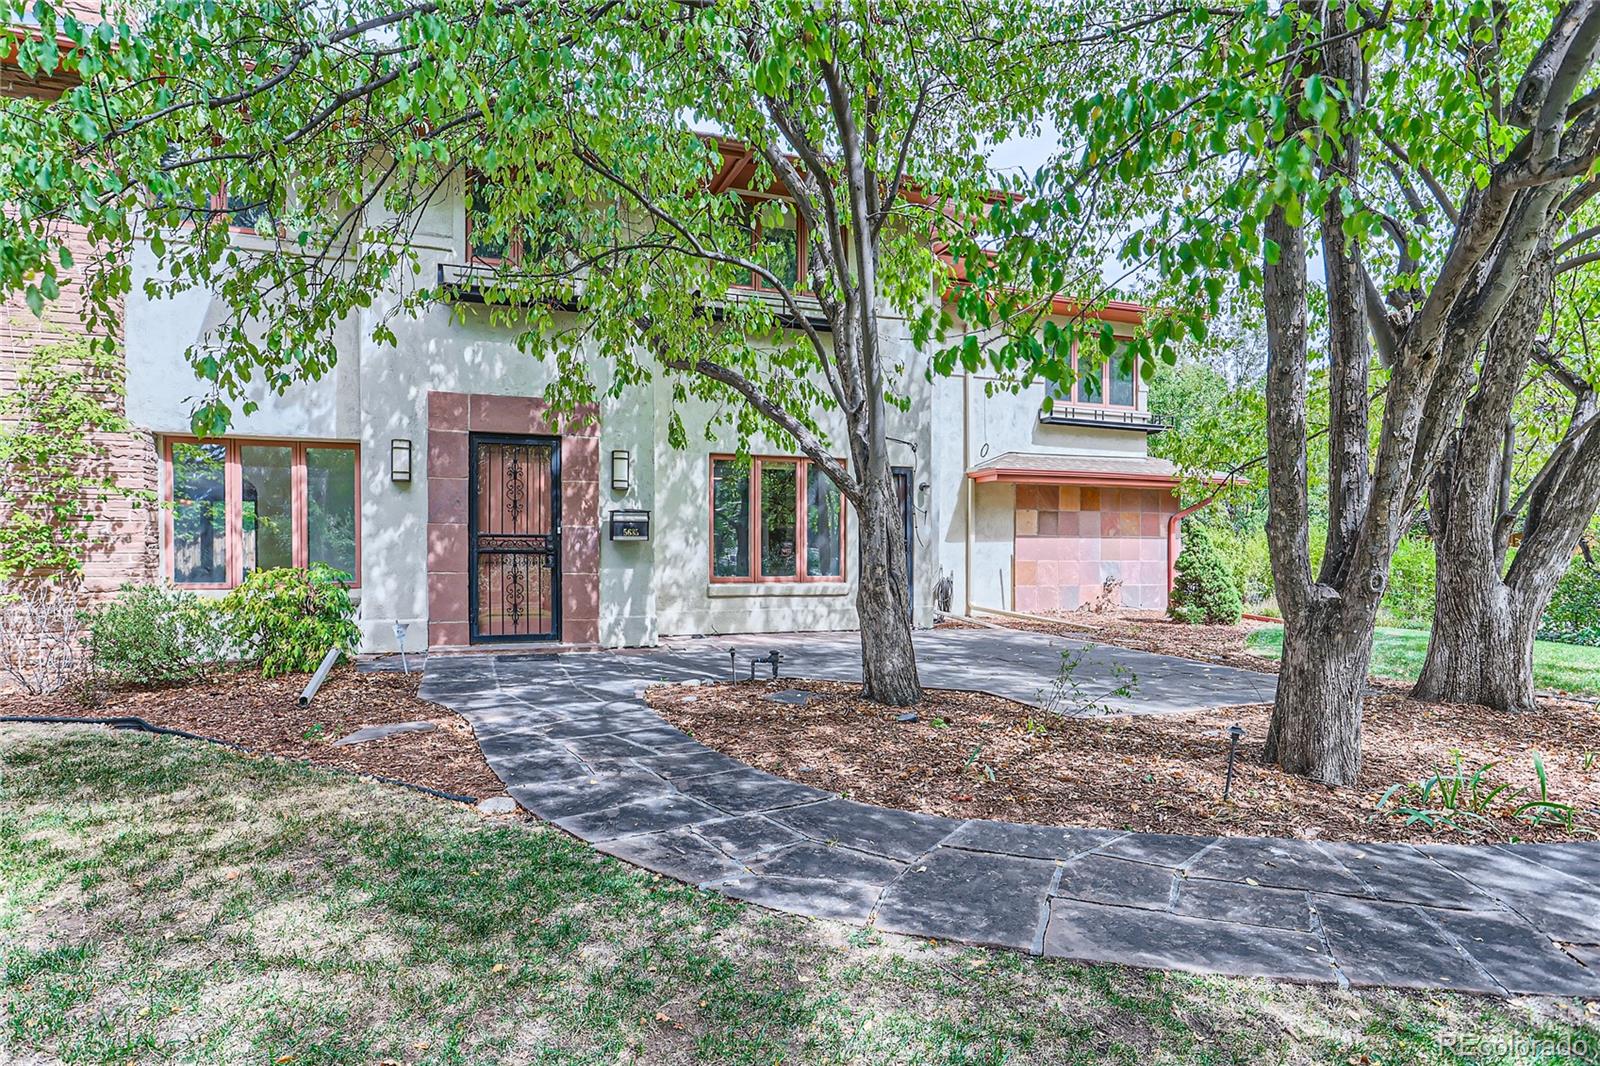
[984,117,1062,179]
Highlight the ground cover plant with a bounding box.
[4,725,1596,1064]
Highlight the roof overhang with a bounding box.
[967,467,1184,488]
[965,451,1231,488]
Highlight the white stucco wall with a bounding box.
[124,182,1130,651]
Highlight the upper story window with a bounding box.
[1053,341,1139,409]
[165,437,359,588]
[711,455,844,582]
[742,199,807,292]
[151,152,271,233]
[467,177,517,264]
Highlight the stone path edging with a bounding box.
[408,630,1600,999]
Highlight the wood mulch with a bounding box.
[980,609,1283,674]
[648,679,1600,844]
[0,665,509,802]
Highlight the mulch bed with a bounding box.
[648,679,1600,844]
[0,665,509,802]
[984,609,1282,674]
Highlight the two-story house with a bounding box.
[119,155,1187,656]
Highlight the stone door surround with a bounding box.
[426,391,600,648]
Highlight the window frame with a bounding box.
[162,436,361,589]
[735,194,810,294]
[707,453,847,584]
[466,174,523,266]
[1064,338,1140,410]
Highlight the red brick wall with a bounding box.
[426,391,600,648]
[0,222,158,599]
[1013,484,1177,612]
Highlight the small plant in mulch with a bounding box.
[1035,644,1138,719]
[1373,752,1595,836]
[87,583,229,687]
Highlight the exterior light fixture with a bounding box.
[390,438,413,482]
[610,449,631,492]
[1223,723,1245,801]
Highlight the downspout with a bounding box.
[1166,487,1226,599]
[963,369,974,615]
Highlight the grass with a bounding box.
[1244,625,1600,696]
[3,726,1597,1064]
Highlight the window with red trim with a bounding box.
[710,455,844,582]
[1051,340,1139,409]
[739,199,807,292]
[166,438,359,587]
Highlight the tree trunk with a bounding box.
[1414,558,1544,712]
[1263,596,1375,784]
[1409,241,1600,714]
[854,464,920,706]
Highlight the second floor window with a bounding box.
[1052,342,1139,409]
[743,200,806,291]
[468,178,516,264]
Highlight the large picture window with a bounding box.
[165,438,360,588]
[710,455,845,583]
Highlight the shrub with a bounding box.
[1169,523,1243,625]
[1539,558,1600,647]
[223,564,360,678]
[1206,524,1273,605]
[87,583,227,686]
[0,582,91,696]
[1380,535,1437,629]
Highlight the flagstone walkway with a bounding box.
[407,628,1600,998]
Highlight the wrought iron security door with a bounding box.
[469,434,561,642]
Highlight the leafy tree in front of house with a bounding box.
[0,0,1091,706]
[960,0,1600,782]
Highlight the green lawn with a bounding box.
[3,727,1596,1065]
[1245,625,1600,696]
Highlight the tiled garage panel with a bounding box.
[1013,485,1178,612]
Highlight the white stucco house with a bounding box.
[121,164,1188,655]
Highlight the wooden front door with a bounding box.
[469,434,561,642]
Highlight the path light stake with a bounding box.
[1224,724,1245,801]
[394,620,411,674]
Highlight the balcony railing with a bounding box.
[1039,403,1171,432]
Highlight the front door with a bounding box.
[469,434,561,642]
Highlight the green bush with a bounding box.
[1207,523,1274,605]
[1539,558,1600,647]
[222,564,361,678]
[88,584,227,686]
[1169,523,1243,625]
[1379,535,1437,629]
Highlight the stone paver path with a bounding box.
[410,629,1600,998]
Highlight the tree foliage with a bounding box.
[960,0,1600,781]
[0,331,150,583]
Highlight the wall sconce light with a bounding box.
[610,449,631,492]
[390,438,412,482]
